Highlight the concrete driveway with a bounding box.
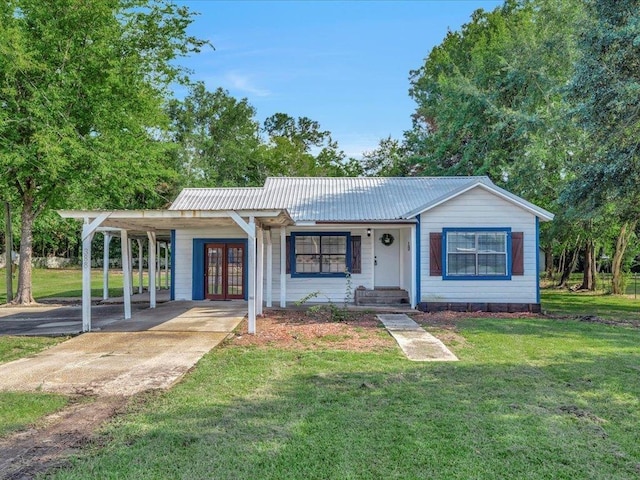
[0,301,246,396]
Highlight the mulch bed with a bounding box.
[230,308,540,352]
[231,309,394,352]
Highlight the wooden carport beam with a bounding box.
[121,229,132,320]
[147,231,157,308]
[81,213,111,332]
[227,211,257,334]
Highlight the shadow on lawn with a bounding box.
[61,346,640,480]
[423,317,640,349]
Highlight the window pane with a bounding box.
[295,236,320,254]
[478,254,507,275]
[296,254,320,273]
[478,233,506,253]
[448,253,476,275]
[321,236,347,254]
[322,254,346,273]
[448,233,475,252]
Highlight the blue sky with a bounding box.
[177,1,503,158]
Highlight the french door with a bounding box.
[204,243,245,300]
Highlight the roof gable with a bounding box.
[403,179,554,221]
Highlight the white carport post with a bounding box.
[103,233,112,300]
[266,228,273,308]
[411,224,417,309]
[82,213,110,332]
[163,242,169,289]
[147,232,156,308]
[136,239,143,294]
[121,229,132,319]
[156,240,161,286]
[128,238,134,296]
[256,226,264,315]
[280,227,286,308]
[228,211,256,334]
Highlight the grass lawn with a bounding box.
[0,336,68,437]
[542,289,640,321]
[0,267,169,303]
[51,316,639,479]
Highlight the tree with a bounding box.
[406,0,587,283]
[0,0,206,304]
[360,137,412,177]
[566,0,640,293]
[263,113,358,177]
[167,83,265,187]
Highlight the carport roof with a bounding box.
[58,208,294,236]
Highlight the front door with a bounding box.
[374,229,400,287]
[205,243,245,300]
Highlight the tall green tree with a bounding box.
[263,113,359,177]
[566,0,640,293]
[167,83,265,187]
[0,0,205,304]
[407,0,584,201]
[360,137,412,177]
[407,0,587,284]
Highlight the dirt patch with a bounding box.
[576,315,640,328]
[0,395,130,480]
[232,309,395,352]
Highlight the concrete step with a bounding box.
[355,288,410,306]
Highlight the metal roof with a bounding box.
[169,176,554,222]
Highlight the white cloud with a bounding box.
[224,72,271,97]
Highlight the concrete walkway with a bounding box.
[378,314,458,362]
[0,303,246,396]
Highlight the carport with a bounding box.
[58,209,293,334]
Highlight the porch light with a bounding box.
[367,228,371,237]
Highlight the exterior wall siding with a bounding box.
[174,226,246,300]
[420,188,538,304]
[267,226,375,304]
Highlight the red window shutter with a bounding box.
[286,236,291,274]
[512,232,524,275]
[429,232,442,276]
[351,236,362,274]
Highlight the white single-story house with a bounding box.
[60,176,553,333]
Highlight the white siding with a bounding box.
[174,223,411,303]
[267,226,374,304]
[174,226,246,300]
[399,228,413,294]
[420,187,538,303]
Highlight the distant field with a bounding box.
[0,268,170,303]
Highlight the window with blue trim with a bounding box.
[291,232,351,277]
[444,228,511,280]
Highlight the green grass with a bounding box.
[0,335,63,364]
[0,267,169,303]
[51,318,640,480]
[0,336,68,437]
[541,289,640,321]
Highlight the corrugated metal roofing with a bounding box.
[169,187,264,211]
[169,176,553,222]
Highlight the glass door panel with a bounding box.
[205,244,224,299]
[226,245,244,299]
[204,243,244,300]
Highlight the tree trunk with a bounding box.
[558,249,566,278]
[4,202,13,303]
[544,246,554,280]
[12,194,36,304]
[591,245,598,289]
[580,239,595,290]
[611,221,636,295]
[558,246,580,288]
